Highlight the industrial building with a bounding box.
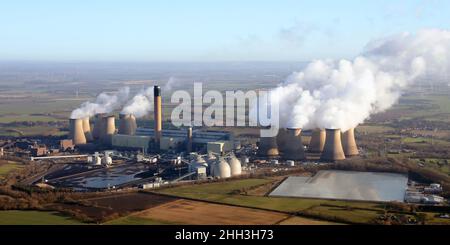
[69,85,236,155]
[111,128,234,154]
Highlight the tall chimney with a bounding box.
[101,115,116,145]
[186,127,193,153]
[309,128,326,153]
[82,117,94,142]
[69,118,87,145]
[118,114,137,135]
[258,136,279,157]
[342,128,359,157]
[320,129,346,161]
[154,85,162,151]
[283,128,306,160]
[276,128,288,153]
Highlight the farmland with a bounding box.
[0,210,83,225]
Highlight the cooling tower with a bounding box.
[309,128,326,153]
[276,128,288,152]
[258,135,279,157]
[92,113,107,140]
[342,127,359,157]
[101,116,116,144]
[283,128,306,160]
[118,114,137,135]
[82,117,94,142]
[154,86,162,151]
[320,129,346,161]
[69,118,87,145]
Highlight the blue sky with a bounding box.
[0,0,449,62]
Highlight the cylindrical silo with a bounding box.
[213,157,231,179]
[228,155,242,176]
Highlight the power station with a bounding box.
[69,85,236,156]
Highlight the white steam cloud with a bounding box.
[70,87,130,119]
[121,87,154,118]
[269,29,450,131]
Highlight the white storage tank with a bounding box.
[102,155,112,166]
[228,156,242,176]
[286,160,295,167]
[213,157,231,179]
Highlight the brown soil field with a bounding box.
[278,216,339,225]
[134,199,289,225]
[84,192,176,212]
[47,203,115,221]
[49,192,177,222]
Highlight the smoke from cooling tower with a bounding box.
[266,29,450,131]
[121,87,154,118]
[70,87,130,119]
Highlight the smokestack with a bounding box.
[283,128,306,160]
[69,118,87,145]
[342,128,359,157]
[320,129,346,161]
[101,115,116,145]
[309,128,326,153]
[258,135,279,157]
[92,113,106,140]
[186,127,193,153]
[118,114,137,135]
[82,117,94,142]
[276,128,288,153]
[154,85,162,151]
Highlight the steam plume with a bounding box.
[70,87,130,119]
[270,29,450,131]
[121,87,154,118]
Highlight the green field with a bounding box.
[0,210,83,225]
[0,126,67,137]
[358,125,395,134]
[0,100,81,115]
[0,161,23,179]
[155,179,385,224]
[0,115,62,123]
[402,137,450,146]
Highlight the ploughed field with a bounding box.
[133,199,290,225]
[47,192,177,222]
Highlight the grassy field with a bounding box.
[358,125,395,134]
[414,158,450,175]
[155,179,384,224]
[0,126,66,137]
[0,161,23,179]
[0,115,62,123]
[0,210,83,225]
[402,137,450,147]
